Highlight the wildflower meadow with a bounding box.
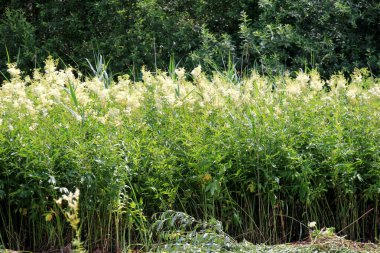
[0,58,379,252]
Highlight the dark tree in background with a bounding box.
[237,0,380,76]
[0,0,379,79]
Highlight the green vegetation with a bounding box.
[0,60,379,252]
[0,1,379,252]
[0,0,379,79]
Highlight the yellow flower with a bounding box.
[202,173,212,182]
[45,213,54,222]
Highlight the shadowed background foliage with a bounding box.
[0,0,379,79]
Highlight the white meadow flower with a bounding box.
[75,114,82,121]
[123,108,132,116]
[309,70,324,91]
[350,68,368,84]
[368,86,380,98]
[41,108,49,117]
[55,198,63,205]
[327,73,346,93]
[97,116,107,124]
[107,108,120,118]
[142,67,154,85]
[117,74,131,85]
[7,63,21,78]
[33,69,42,80]
[74,189,79,199]
[191,65,202,78]
[336,78,346,90]
[347,86,360,100]
[296,71,310,86]
[33,85,45,96]
[24,75,31,83]
[12,100,20,109]
[286,83,302,97]
[175,67,186,80]
[114,91,128,105]
[29,123,39,131]
[44,56,57,74]
[68,200,77,209]
[274,105,282,115]
[125,94,141,111]
[49,88,62,100]
[99,89,109,102]
[76,92,90,105]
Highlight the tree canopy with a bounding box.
[0,0,379,78]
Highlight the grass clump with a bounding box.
[0,59,379,252]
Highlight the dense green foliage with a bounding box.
[0,61,379,251]
[0,0,379,79]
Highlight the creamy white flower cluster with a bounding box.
[55,188,80,230]
[0,59,379,130]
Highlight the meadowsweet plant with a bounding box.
[55,189,80,232]
[0,59,379,251]
[55,188,86,253]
